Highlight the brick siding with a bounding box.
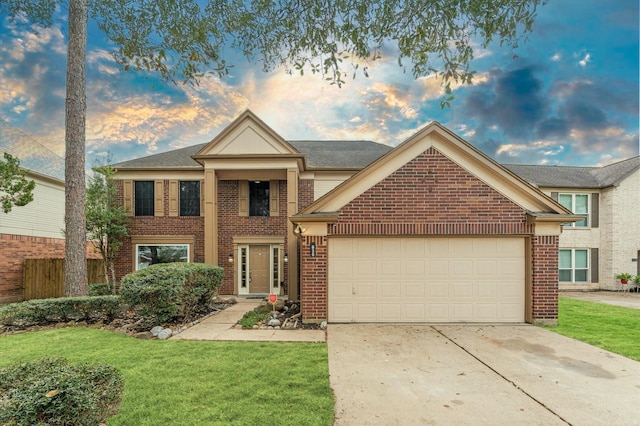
[531,235,559,325]
[217,180,289,294]
[115,178,315,295]
[0,234,100,303]
[299,147,558,323]
[300,235,327,322]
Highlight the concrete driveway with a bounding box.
[328,324,640,425]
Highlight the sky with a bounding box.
[0,0,638,170]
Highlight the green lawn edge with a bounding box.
[544,297,640,361]
[0,328,334,425]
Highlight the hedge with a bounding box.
[0,296,121,327]
[0,357,124,426]
[119,262,223,323]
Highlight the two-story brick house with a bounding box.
[112,110,580,325]
[506,158,640,291]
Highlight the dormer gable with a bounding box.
[195,110,299,157]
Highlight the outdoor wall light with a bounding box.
[310,242,316,257]
[228,253,234,263]
[283,253,288,263]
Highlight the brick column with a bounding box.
[531,235,559,325]
[300,235,328,323]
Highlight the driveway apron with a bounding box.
[328,324,640,425]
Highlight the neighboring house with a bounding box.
[0,120,67,303]
[505,158,640,291]
[112,110,580,325]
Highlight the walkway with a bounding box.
[170,298,326,342]
[561,290,640,310]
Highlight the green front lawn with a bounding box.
[546,297,640,361]
[0,328,333,425]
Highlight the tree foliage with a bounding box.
[0,152,36,214]
[86,164,128,287]
[0,0,544,293]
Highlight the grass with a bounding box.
[238,305,273,328]
[0,328,334,425]
[545,297,640,361]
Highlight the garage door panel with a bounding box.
[476,282,497,297]
[429,260,451,275]
[381,282,401,297]
[475,304,498,321]
[328,237,525,323]
[355,282,377,297]
[427,304,450,321]
[331,259,354,276]
[330,304,353,322]
[404,259,426,275]
[452,260,473,276]
[381,304,401,320]
[451,304,474,320]
[355,260,377,276]
[453,282,473,297]
[429,282,450,297]
[402,239,426,257]
[405,304,425,320]
[381,260,401,275]
[405,281,426,297]
[354,304,377,321]
[474,260,498,277]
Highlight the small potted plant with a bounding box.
[615,272,632,284]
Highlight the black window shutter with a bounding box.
[591,193,599,228]
[551,192,558,201]
[590,248,599,283]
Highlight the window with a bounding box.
[179,181,200,216]
[136,244,189,270]
[558,193,588,227]
[135,181,154,216]
[249,181,270,216]
[559,249,589,283]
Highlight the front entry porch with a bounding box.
[233,239,286,296]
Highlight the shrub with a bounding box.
[0,357,124,426]
[119,262,223,323]
[88,282,113,296]
[0,296,121,326]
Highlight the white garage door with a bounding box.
[328,237,525,323]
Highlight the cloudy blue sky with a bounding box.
[0,0,638,168]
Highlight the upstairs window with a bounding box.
[558,193,588,227]
[249,181,270,216]
[135,181,154,216]
[179,181,200,216]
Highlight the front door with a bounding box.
[249,245,270,293]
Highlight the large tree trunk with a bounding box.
[63,0,88,296]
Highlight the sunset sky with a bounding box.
[0,0,638,170]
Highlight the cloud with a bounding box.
[464,66,548,140]
[578,53,591,67]
[461,64,638,165]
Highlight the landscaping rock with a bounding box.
[268,318,281,327]
[157,328,172,340]
[320,321,327,330]
[151,326,164,337]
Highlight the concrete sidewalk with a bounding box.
[561,290,640,310]
[170,298,326,342]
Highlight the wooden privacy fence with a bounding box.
[24,259,106,300]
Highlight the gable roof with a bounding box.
[112,110,392,171]
[0,118,65,181]
[298,121,570,217]
[504,156,640,189]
